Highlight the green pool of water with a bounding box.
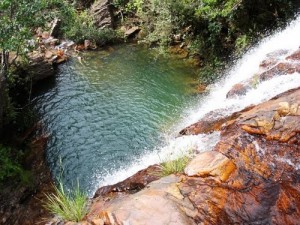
[33,44,198,194]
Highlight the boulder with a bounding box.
[124,26,141,38]
[27,52,55,83]
[226,82,251,98]
[184,151,236,182]
[90,0,114,29]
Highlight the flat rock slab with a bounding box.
[184,151,236,182]
[87,175,197,225]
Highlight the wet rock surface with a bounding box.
[227,49,300,98]
[76,87,300,225]
[94,164,161,198]
[179,105,254,135]
[180,87,300,224]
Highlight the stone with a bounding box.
[286,49,300,61]
[94,165,161,198]
[184,151,236,182]
[179,105,254,135]
[42,31,50,39]
[26,52,55,83]
[49,18,61,38]
[169,45,189,59]
[84,40,92,50]
[226,83,251,98]
[36,27,43,37]
[124,26,141,38]
[195,83,206,93]
[88,175,197,225]
[178,87,300,224]
[227,48,300,100]
[91,218,104,225]
[90,0,114,29]
[45,50,54,59]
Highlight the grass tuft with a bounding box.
[160,155,190,177]
[43,182,88,222]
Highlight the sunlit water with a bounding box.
[95,15,300,192]
[34,15,300,196]
[33,45,200,194]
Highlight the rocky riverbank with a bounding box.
[49,48,300,225]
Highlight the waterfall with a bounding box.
[92,15,300,195]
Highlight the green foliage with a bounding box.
[0,0,49,53]
[43,181,88,222]
[118,0,299,81]
[63,10,120,45]
[0,145,31,184]
[235,34,251,54]
[160,154,190,177]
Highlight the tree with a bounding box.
[0,0,55,133]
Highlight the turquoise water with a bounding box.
[33,45,198,194]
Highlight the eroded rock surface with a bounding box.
[88,176,197,225]
[179,87,300,224]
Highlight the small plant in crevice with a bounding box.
[159,153,191,177]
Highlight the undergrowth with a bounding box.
[0,145,31,185]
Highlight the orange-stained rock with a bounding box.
[177,87,300,224]
[185,151,236,182]
[81,88,300,225]
[180,105,254,135]
[88,175,197,225]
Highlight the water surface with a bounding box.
[33,44,198,194]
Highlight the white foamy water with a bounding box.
[92,15,300,195]
[91,131,220,193]
[182,15,300,127]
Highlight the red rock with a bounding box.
[226,83,251,98]
[88,175,197,225]
[94,164,161,198]
[286,49,300,61]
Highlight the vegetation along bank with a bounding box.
[0,0,300,224]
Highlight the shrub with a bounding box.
[0,145,30,184]
[43,181,88,222]
[62,9,121,45]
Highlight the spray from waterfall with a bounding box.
[92,15,300,195]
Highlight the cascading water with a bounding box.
[96,15,300,194]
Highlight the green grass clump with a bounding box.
[160,155,190,177]
[44,182,88,222]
